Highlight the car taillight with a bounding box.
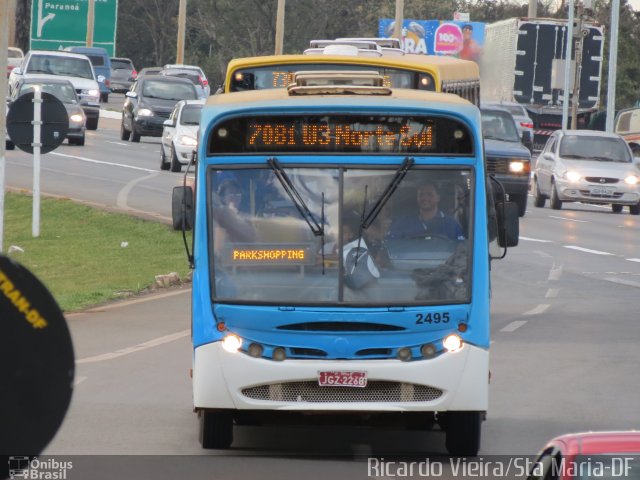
[199,75,208,86]
[520,122,534,129]
[131,70,137,79]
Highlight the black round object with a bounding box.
[0,255,74,458]
[6,92,69,154]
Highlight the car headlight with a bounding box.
[137,108,153,117]
[624,175,639,185]
[69,113,84,124]
[82,89,99,97]
[563,170,581,183]
[178,135,198,146]
[508,160,528,173]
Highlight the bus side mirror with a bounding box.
[496,201,519,248]
[172,186,194,231]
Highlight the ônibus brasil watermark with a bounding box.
[8,457,73,480]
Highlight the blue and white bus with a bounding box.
[177,72,519,456]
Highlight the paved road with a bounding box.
[6,115,640,478]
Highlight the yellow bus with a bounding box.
[224,52,481,105]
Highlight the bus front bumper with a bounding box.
[193,342,488,412]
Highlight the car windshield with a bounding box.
[164,71,201,85]
[111,59,133,70]
[503,105,526,117]
[180,105,202,125]
[28,55,94,79]
[86,55,105,67]
[481,110,520,142]
[210,167,472,305]
[142,80,197,101]
[20,83,76,103]
[559,135,631,162]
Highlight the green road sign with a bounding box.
[30,0,119,56]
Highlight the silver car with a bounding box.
[483,101,534,151]
[533,130,640,214]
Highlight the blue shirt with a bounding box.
[387,211,464,240]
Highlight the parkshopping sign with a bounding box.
[30,0,118,56]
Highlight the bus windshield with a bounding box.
[210,166,472,305]
[230,63,434,91]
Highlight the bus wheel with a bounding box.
[199,410,233,449]
[444,411,482,456]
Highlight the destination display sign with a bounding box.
[209,115,472,155]
[221,243,316,267]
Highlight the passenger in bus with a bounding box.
[386,181,464,241]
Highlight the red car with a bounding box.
[528,431,640,480]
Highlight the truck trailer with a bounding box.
[480,17,604,150]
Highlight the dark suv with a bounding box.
[481,107,532,217]
[120,76,198,142]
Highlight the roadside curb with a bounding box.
[100,108,121,120]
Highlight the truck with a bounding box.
[480,17,604,150]
[614,107,640,156]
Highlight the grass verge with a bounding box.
[3,192,192,312]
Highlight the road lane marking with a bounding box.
[603,277,640,289]
[548,264,563,281]
[520,236,553,243]
[74,376,88,386]
[523,304,550,315]
[627,258,640,263]
[51,152,157,173]
[117,171,160,210]
[106,141,130,146]
[548,215,589,223]
[545,288,559,298]
[76,329,190,364]
[66,287,191,317]
[563,246,614,255]
[500,320,527,332]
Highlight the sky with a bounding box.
[516,0,639,11]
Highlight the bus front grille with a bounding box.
[241,381,443,403]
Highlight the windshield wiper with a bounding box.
[561,154,587,159]
[267,158,324,237]
[360,157,414,230]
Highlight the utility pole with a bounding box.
[274,0,285,55]
[394,0,404,40]
[1,1,8,252]
[86,0,95,47]
[570,1,585,130]
[7,0,17,46]
[605,0,620,133]
[561,0,574,130]
[528,0,538,18]
[176,0,187,63]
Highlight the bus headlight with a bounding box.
[443,334,463,353]
[222,334,242,353]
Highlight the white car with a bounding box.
[9,50,102,130]
[160,99,204,172]
[533,129,640,214]
[7,46,24,77]
[163,64,210,97]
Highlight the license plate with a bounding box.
[318,371,367,387]
[591,186,615,196]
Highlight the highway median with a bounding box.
[3,192,192,312]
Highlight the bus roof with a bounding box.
[206,86,474,111]
[226,54,480,84]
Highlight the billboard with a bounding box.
[378,19,485,62]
